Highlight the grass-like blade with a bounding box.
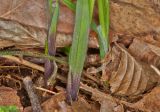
[0,50,67,64]
[0,106,18,112]
[63,0,109,59]
[48,0,54,15]
[89,0,95,21]
[44,0,59,85]
[63,0,95,27]
[97,0,110,58]
[67,0,92,103]
[62,0,76,11]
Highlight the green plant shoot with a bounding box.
[67,0,94,103]
[0,106,18,112]
[97,0,110,58]
[45,0,59,85]
[62,0,76,11]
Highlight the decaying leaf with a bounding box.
[0,86,23,111]
[1,0,160,37]
[80,83,124,112]
[109,43,160,96]
[122,86,160,112]
[133,86,160,112]
[110,0,160,37]
[0,1,99,49]
[24,92,95,112]
[140,34,160,47]
[0,0,74,33]
[0,18,98,49]
[129,38,160,69]
[0,18,46,47]
[0,39,15,48]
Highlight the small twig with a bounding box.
[0,51,67,64]
[23,76,43,112]
[0,66,19,68]
[1,55,67,84]
[2,55,44,72]
[34,86,58,95]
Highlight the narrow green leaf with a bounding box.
[88,0,95,21]
[60,47,70,55]
[48,0,54,15]
[48,2,59,36]
[0,50,67,64]
[69,1,90,75]
[0,106,18,112]
[98,0,110,58]
[97,26,109,58]
[45,39,49,55]
[67,0,92,103]
[44,0,59,85]
[63,0,110,59]
[62,0,76,11]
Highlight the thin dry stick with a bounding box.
[2,55,100,85]
[0,66,28,68]
[34,86,58,95]
[2,55,44,72]
[23,76,43,112]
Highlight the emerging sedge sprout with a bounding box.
[45,0,59,86]
[66,0,95,103]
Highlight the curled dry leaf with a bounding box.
[109,43,159,96]
[129,38,160,69]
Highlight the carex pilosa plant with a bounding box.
[63,0,109,103]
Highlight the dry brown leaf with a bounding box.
[24,92,96,112]
[80,83,124,112]
[0,18,98,49]
[109,43,159,96]
[140,34,160,47]
[0,0,100,49]
[0,0,47,28]
[0,86,23,111]
[1,0,160,37]
[0,0,74,34]
[122,86,160,112]
[1,0,160,44]
[0,39,15,48]
[129,38,160,69]
[0,18,46,47]
[148,44,160,57]
[110,0,160,36]
[132,86,160,112]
